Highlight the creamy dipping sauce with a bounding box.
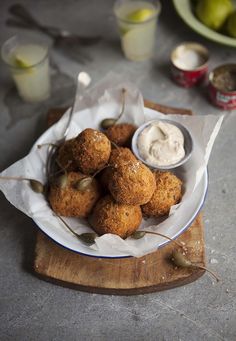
[137,121,185,167]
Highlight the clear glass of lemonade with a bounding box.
[114,0,161,61]
[1,36,51,103]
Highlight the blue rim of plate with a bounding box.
[33,169,208,259]
[172,0,236,47]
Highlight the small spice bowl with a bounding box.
[208,64,236,110]
[131,119,193,170]
[170,42,209,88]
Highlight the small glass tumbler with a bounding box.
[114,0,161,61]
[1,36,51,103]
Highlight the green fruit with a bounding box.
[14,55,31,68]
[127,8,155,23]
[226,10,236,37]
[196,0,234,30]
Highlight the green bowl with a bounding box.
[172,0,236,47]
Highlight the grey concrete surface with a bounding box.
[0,1,236,340]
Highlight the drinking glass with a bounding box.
[1,36,51,103]
[114,0,161,61]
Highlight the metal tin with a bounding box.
[171,42,209,88]
[208,64,236,110]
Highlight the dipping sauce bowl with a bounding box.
[132,119,193,170]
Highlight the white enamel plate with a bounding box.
[30,106,208,258]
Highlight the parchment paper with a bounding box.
[0,73,224,257]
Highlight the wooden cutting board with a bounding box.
[34,101,206,295]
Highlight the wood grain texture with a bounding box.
[34,100,205,295]
[46,100,192,128]
[144,100,193,116]
[35,215,205,295]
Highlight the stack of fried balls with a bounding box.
[49,124,182,239]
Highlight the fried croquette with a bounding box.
[109,147,136,166]
[49,172,101,217]
[98,148,136,192]
[57,138,78,172]
[89,195,142,238]
[142,171,182,217]
[105,123,137,147]
[108,159,156,205]
[72,128,111,174]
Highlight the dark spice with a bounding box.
[212,69,236,92]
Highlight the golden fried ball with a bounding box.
[49,172,101,218]
[72,128,111,174]
[108,159,156,205]
[57,138,78,172]
[89,195,142,238]
[109,147,136,166]
[105,123,137,147]
[142,171,182,217]
[98,148,136,192]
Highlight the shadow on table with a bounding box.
[160,0,206,44]
[0,192,37,274]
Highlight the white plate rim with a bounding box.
[34,169,208,259]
